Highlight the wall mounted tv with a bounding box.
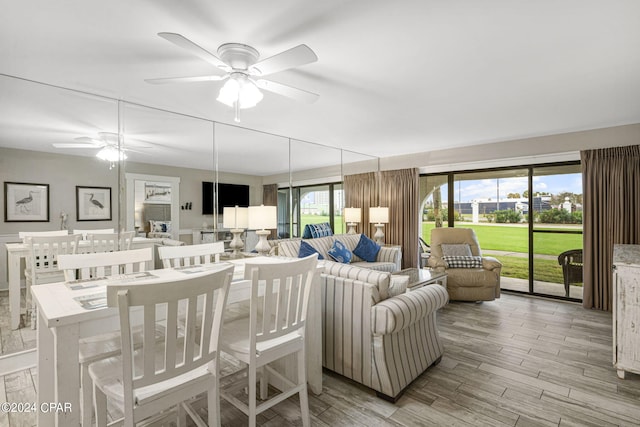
[202,182,250,215]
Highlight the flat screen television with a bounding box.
[202,182,250,215]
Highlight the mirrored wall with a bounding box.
[0,73,378,345]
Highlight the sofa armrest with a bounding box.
[482,256,502,271]
[371,285,449,335]
[377,245,402,272]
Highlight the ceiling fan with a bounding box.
[52,132,149,168]
[146,32,319,122]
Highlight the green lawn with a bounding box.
[422,222,582,256]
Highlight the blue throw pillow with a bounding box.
[352,234,381,262]
[327,240,352,264]
[298,240,323,260]
[303,222,333,239]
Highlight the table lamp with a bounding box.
[369,206,389,244]
[344,207,362,234]
[248,205,277,256]
[223,206,249,257]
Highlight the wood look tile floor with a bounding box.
[2,293,639,426]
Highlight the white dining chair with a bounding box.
[58,247,153,427]
[219,254,318,427]
[158,242,225,268]
[87,231,134,253]
[89,265,234,427]
[19,230,69,240]
[72,228,115,240]
[24,234,81,328]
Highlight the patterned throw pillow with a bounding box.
[298,240,323,259]
[443,255,483,268]
[327,240,352,264]
[303,223,333,239]
[441,244,472,257]
[352,234,381,262]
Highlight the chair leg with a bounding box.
[297,349,310,427]
[177,402,187,427]
[94,385,108,427]
[259,366,268,400]
[81,364,93,427]
[249,364,257,427]
[208,376,221,427]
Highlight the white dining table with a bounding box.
[32,257,322,427]
[5,236,160,330]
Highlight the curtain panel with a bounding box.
[263,184,279,239]
[344,169,419,268]
[581,145,640,311]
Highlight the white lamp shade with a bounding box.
[369,206,389,224]
[344,207,362,223]
[248,205,277,230]
[222,206,249,229]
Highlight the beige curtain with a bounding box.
[344,169,419,268]
[344,172,378,234]
[262,184,279,239]
[379,169,419,269]
[581,145,640,311]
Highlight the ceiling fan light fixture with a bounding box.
[216,73,263,109]
[95,146,127,162]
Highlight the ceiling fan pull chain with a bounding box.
[234,93,241,122]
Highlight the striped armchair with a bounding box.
[321,265,449,401]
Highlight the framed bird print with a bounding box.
[4,182,50,222]
[76,186,112,221]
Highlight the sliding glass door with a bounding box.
[420,161,583,301]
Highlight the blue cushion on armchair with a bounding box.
[327,240,352,264]
[303,222,333,239]
[352,234,381,262]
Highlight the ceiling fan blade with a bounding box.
[52,143,99,148]
[250,44,317,76]
[73,136,103,145]
[255,79,319,104]
[145,75,228,85]
[158,32,229,71]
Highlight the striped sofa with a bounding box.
[277,233,402,272]
[277,234,449,401]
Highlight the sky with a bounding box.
[450,173,582,202]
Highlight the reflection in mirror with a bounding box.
[290,139,342,237]
[216,124,289,249]
[121,103,216,240]
[341,149,380,236]
[0,75,119,353]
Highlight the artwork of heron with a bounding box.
[15,190,34,213]
[88,193,104,209]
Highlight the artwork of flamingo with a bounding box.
[88,193,104,209]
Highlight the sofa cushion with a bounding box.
[303,222,333,239]
[299,240,324,259]
[353,234,381,262]
[441,243,472,257]
[443,255,483,268]
[327,240,352,264]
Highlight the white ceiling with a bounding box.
[2,0,639,170]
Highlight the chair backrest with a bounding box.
[158,242,225,268]
[72,228,115,240]
[25,234,82,283]
[106,265,233,409]
[244,254,318,350]
[87,231,134,253]
[57,247,153,281]
[19,230,69,241]
[429,227,482,258]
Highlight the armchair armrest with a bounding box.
[371,285,449,335]
[427,256,447,271]
[482,256,502,271]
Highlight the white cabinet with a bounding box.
[613,244,640,379]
